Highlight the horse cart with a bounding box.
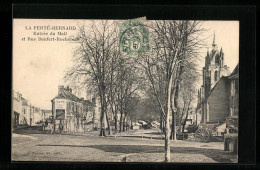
[195,117,238,143]
[194,123,225,143]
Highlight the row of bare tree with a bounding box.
[65,20,206,162]
[65,21,142,137]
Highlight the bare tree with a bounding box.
[65,20,119,136]
[137,20,205,162]
[65,19,205,162]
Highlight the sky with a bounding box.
[13,19,239,109]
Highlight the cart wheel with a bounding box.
[195,128,212,142]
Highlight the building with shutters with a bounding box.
[51,85,96,132]
[12,91,23,127]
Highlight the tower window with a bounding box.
[215,55,219,64]
[214,71,218,81]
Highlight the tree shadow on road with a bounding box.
[36,144,236,163]
[13,126,44,134]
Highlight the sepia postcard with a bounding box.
[12,18,239,163]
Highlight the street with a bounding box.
[12,126,237,163]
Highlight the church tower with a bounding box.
[202,32,229,99]
[200,32,230,123]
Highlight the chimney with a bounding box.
[66,86,70,91]
[58,85,64,93]
[69,88,72,93]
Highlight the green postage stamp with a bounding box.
[118,20,150,57]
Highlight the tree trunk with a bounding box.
[119,112,123,132]
[114,116,117,133]
[162,120,166,134]
[105,111,112,135]
[99,111,105,136]
[165,76,173,162]
[173,111,177,140]
[160,116,162,130]
[182,100,191,133]
[123,116,126,132]
[170,66,183,140]
[170,110,176,140]
[99,94,106,136]
[92,109,95,132]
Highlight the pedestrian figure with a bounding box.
[42,121,45,133]
[100,121,106,137]
[45,120,48,127]
[50,124,54,134]
[59,120,63,133]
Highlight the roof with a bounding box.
[205,76,229,101]
[22,99,29,106]
[204,64,238,101]
[82,100,95,107]
[42,109,52,113]
[228,64,239,78]
[52,89,81,102]
[51,88,95,107]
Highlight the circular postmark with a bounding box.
[118,20,150,57]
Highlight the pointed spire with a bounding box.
[212,31,216,45]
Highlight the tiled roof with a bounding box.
[52,87,95,107]
[83,100,95,107]
[52,89,80,102]
[205,76,228,101]
[228,64,239,78]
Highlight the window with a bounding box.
[231,80,235,96]
[214,71,218,81]
[215,55,219,64]
[23,109,26,114]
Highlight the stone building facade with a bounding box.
[13,91,52,128]
[21,97,31,125]
[42,110,52,121]
[51,85,96,133]
[197,62,239,125]
[12,91,23,127]
[197,34,231,124]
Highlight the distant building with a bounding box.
[185,108,198,126]
[30,106,35,126]
[13,91,47,127]
[51,85,95,132]
[21,97,31,125]
[42,109,52,121]
[12,91,23,127]
[34,107,42,124]
[85,92,101,129]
